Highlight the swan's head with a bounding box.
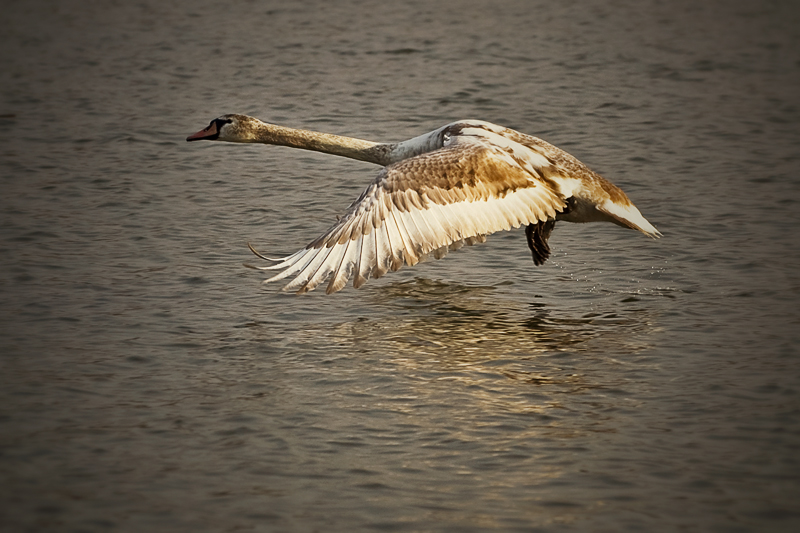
[186,114,262,143]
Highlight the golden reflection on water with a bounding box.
[282,277,660,420]
[349,277,656,360]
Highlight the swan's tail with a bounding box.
[598,201,662,238]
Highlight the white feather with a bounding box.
[283,246,335,292]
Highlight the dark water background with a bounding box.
[1,0,799,531]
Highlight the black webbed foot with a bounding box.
[525,219,556,266]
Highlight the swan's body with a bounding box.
[187,114,660,294]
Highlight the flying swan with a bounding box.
[187,114,660,294]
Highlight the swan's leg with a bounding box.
[525,219,556,266]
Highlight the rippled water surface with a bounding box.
[1,1,799,531]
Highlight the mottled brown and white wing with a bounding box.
[252,139,567,294]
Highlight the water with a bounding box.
[1,0,799,531]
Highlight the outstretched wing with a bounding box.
[252,134,567,294]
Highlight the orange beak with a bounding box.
[186,121,219,141]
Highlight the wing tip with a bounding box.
[248,242,290,262]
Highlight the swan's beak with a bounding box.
[186,122,219,142]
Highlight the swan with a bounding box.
[187,114,660,294]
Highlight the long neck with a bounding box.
[253,122,396,166]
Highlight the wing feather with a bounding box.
[403,204,439,253]
[252,248,307,271]
[326,236,359,294]
[283,246,336,293]
[296,242,349,294]
[262,249,317,282]
[372,219,390,279]
[354,229,374,288]
[389,209,419,266]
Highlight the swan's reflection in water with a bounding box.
[350,277,653,357]
[282,277,659,418]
